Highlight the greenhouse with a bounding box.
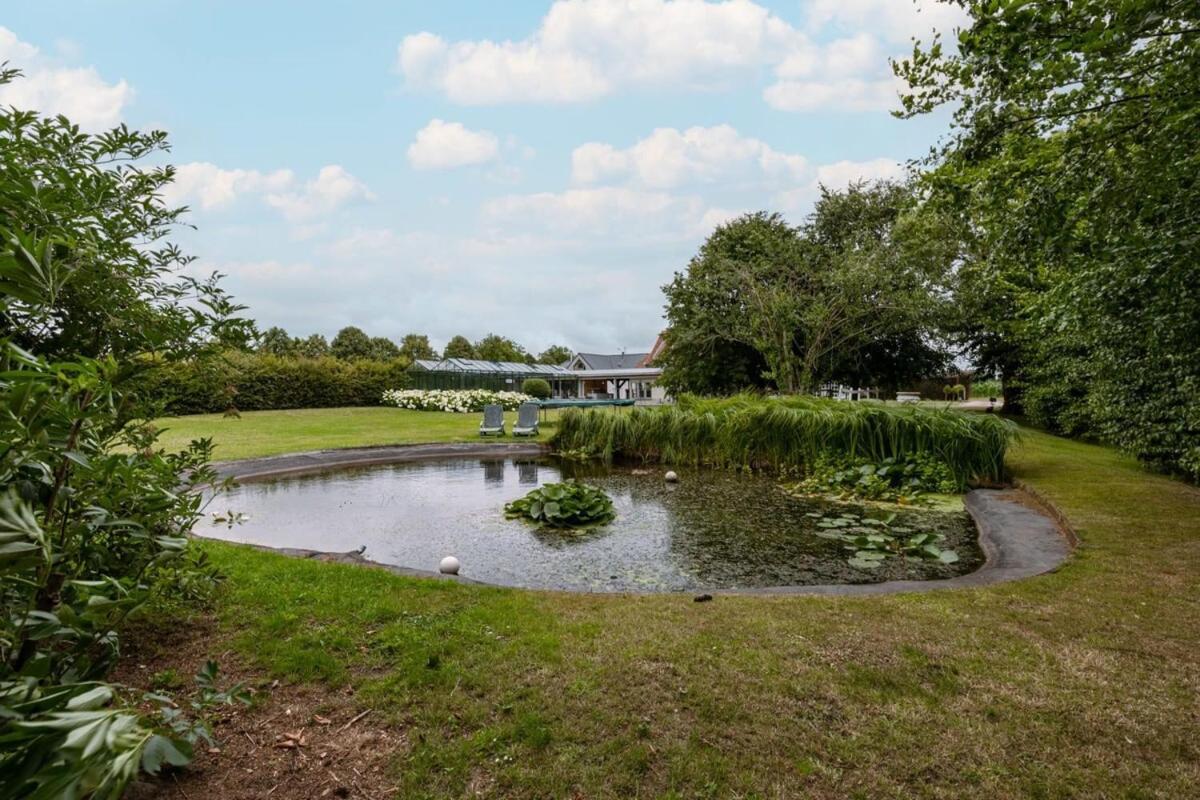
[408,357,577,394]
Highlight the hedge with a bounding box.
[136,351,409,415]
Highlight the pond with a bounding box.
[206,458,983,593]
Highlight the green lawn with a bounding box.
[144,414,1200,797]
[152,406,559,461]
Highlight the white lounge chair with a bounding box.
[479,404,505,436]
[512,402,540,437]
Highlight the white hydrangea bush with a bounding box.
[382,388,534,413]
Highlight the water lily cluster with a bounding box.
[382,388,534,413]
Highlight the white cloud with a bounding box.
[397,0,804,105]
[484,187,701,235]
[774,157,907,213]
[394,0,962,112]
[571,125,806,189]
[163,163,294,210]
[0,27,132,129]
[763,75,905,113]
[814,157,907,187]
[804,0,968,43]
[407,119,499,170]
[265,165,374,222]
[164,163,372,222]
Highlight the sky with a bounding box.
[1,0,964,355]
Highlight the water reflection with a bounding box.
[211,458,981,592]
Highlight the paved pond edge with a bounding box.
[202,443,1075,597]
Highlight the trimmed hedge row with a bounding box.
[137,351,409,415]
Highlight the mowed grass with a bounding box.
[151,406,560,461]
[151,417,1200,798]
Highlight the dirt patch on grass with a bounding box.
[116,619,404,800]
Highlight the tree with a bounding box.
[258,326,296,356]
[295,333,330,358]
[400,333,436,362]
[368,336,401,361]
[657,213,782,395]
[896,0,1200,479]
[474,333,531,363]
[537,344,573,365]
[330,326,373,360]
[660,189,950,395]
[442,335,475,359]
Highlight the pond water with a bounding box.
[207,458,982,592]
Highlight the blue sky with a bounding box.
[1,1,963,354]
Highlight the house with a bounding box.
[566,338,667,403]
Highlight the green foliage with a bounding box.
[368,336,401,361]
[474,333,532,363]
[400,333,436,362]
[971,379,1002,400]
[138,350,410,414]
[330,326,372,360]
[504,481,615,529]
[294,333,330,359]
[897,1,1200,480]
[0,65,247,794]
[537,345,573,366]
[810,512,959,570]
[553,395,1014,488]
[659,188,954,395]
[521,378,552,399]
[795,454,958,504]
[442,335,476,359]
[257,326,296,357]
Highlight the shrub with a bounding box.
[504,481,615,528]
[138,351,409,415]
[553,394,1015,489]
[521,378,552,399]
[381,388,532,412]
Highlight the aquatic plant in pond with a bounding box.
[504,480,615,529]
[553,393,1015,488]
[811,511,959,570]
[793,454,959,504]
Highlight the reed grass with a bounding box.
[552,394,1016,488]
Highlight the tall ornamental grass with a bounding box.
[553,394,1016,489]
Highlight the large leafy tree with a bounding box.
[329,325,372,360]
[897,0,1200,478]
[537,344,573,366]
[399,333,436,362]
[474,333,531,363]
[442,334,476,359]
[660,187,951,395]
[258,325,296,356]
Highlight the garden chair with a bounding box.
[479,404,505,436]
[513,402,540,437]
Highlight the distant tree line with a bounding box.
[255,325,573,366]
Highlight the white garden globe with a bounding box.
[664,470,679,483]
[439,556,461,575]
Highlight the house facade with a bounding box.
[566,348,667,403]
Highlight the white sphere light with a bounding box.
[664,470,679,483]
[439,556,460,575]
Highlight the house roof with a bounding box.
[572,352,651,370]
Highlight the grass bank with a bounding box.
[131,415,1199,798]
[151,406,557,461]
